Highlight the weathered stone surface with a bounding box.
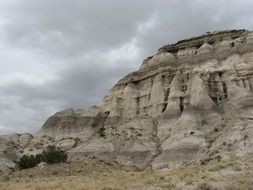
[0,133,33,172]
[1,29,253,171]
[37,106,109,140]
[189,75,216,109]
[68,138,115,161]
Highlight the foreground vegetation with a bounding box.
[18,146,67,170]
[0,155,252,190]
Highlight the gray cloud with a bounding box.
[0,0,154,58]
[0,0,253,133]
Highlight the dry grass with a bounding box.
[0,156,252,190]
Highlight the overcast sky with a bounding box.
[0,0,253,134]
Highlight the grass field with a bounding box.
[0,156,252,190]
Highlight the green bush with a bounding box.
[18,146,67,170]
[42,145,67,164]
[18,155,37,170]
[35,153,43,163]
[97,127,106,137]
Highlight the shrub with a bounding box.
[51,171,58,175]
[35,154,43,164]
[18,155,37,170]
[215,155,222,162]
[18,146,67,170]
[97,127,106,137]
[42,145,67,164]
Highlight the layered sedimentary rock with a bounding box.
[1,29,253,171]
[41,29,253,169]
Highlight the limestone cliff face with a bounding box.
[2,29,253,171]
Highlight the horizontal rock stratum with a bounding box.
[1,29,253,171]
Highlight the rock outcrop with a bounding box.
[1,29,253,171]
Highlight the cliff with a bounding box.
[1,29,253,171]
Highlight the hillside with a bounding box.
[0,29,253,189]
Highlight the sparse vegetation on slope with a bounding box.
[18,146,67,170]
[1,155,252,190]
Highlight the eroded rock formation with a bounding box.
[1,29,253,171]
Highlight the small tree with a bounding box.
[42,145,67,164]
[18,155,37,170]
[35,153,43,163]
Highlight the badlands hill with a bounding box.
[1,29,253,174]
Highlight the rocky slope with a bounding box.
[1,29,253,172]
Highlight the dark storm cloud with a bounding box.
[0,0,253,133]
